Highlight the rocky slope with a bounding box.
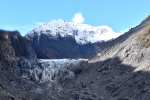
[26,19,121,59]
[59,15,150,100]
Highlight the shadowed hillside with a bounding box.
[0,30,37,59]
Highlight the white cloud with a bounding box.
[34,22,45,26]
[120,29,129,33]
[73,12,85,23]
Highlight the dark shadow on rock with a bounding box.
[0,29,37,59]
[59,57,150,100]
[1,56,150,100]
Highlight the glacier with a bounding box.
[19,58,88,82]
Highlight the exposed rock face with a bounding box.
[26,19,119,59]
[0,20,115,60]
[28,33,111,59]
[0,29,37,59]
[0,30,17,62]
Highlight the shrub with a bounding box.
[136,24,150,48]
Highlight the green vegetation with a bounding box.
[46,54,56,59]
[136,24,150,48]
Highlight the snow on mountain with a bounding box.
[26,19,121,45]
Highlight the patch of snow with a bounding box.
[26,19,122,45]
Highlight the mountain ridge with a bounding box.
[25,19,121,59]
[26,19,121,45]
[89,14,150,63]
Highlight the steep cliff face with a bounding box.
[29,32,111,59]
[26,19,120,59]
[0,30,16,62]
[29,33,83,59]
[0,29,37,59]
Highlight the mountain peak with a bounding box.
[26,19,121,45]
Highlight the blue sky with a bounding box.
[0,0,150,35]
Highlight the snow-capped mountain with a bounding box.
[27,19,121,45]
[25,19,121,59]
